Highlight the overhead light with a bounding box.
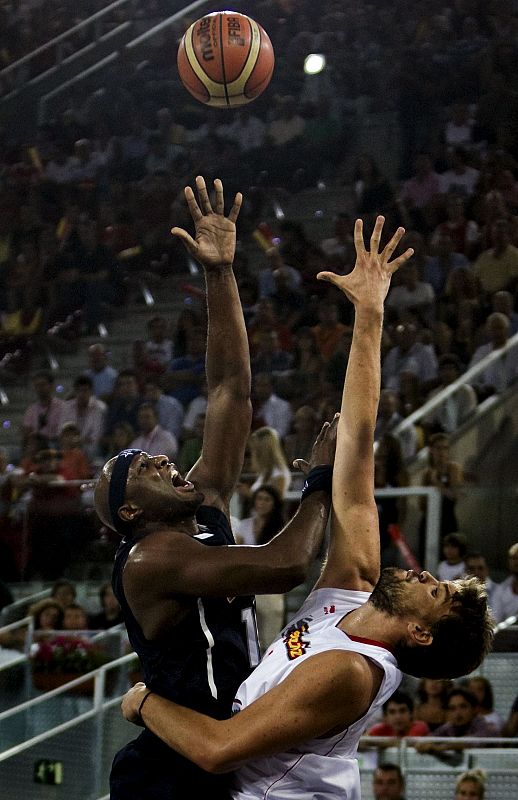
[304,54,326,75]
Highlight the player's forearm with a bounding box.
[265,491,330,587]
[336,308,383,484]
[140,693,235,773]
[204,267,251,397]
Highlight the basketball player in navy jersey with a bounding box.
[122,216,494,800]
[94,177,335,799]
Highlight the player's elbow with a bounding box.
[197,742,237,774]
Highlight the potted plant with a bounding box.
[31,634,110,694]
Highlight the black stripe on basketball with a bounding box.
[229,16,254,87]
[219,13,230,107]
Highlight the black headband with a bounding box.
[108,449,142,533]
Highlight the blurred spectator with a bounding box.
[104,369,142,442]
[234,485,286,650]
[320,212,354,262]
[454,769,486,800]
[416,688,499,756]
[62,603,89,631]
[22,370,65,447]
[382,323,438,392]
[181,381,208,440]
[251,329,293,376]
[474,218,518,295]
[367,690,429,740]
[468,312,518,398]
[26,445,90,580]
[491,542,518,623]
[59,422,93,481]
[177,412,204,475]
[248,297,293,356]
[353,154,395,221]
[50,579,76,609]
[135,315,174,376]
[311,300,349,363]
[465,551,499,609]
[439,147,480,197]
[269,266,305,330]
[425,231,470,296]
[375,389,418,462]
[465,676,503,734]
[386,261,435,324]
[165,325,206,407]
[423,354,478,435]
[437,532,468,581]
[420,433,465,539]
[374,434,408,568]
[129,403,177,460]
[491,289,518,335]
[61,374,107,460]
[431,195,479,259]
[143,377,184,441]
[83,343,118,401]
[243,426,292,502]
[252,373,292,438]
[372,763,405,800]
[444,103,475,151]
[399,153,441,228]
[415,678,450,732]
[89,582,123,629]
[502,694,518,738]
[283,405,319,467]
[258,247,302,300]
[28,598,64,632]
[289,326,325,403]
[105,421,135,460]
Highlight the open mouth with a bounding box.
[171,471,194,493]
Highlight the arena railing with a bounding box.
[37,0,212,122]
[0,0,133,97]
[393,330,518,442]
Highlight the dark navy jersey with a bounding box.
[110,506,259,799]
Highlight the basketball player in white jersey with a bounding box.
[122,216,493,799]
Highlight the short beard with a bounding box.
[370,567,413,617]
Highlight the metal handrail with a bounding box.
[0,0,132,78]
[394,330,518,437]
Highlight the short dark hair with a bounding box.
[383,690,414,715]
[443,532,468,557]
[395,577,494,679]
[374,763,404,785]
[74,374,93,389]
[447,687,478,708]
[466,676,494,711]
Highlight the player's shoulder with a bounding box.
[125,526,195,570]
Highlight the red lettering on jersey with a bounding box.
[323,605,336,615]
[283,619,311,660]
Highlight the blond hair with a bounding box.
[456,769,486,799]
[249,427,289,483]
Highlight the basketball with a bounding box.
[177,11,274,108]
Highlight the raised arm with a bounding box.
[315,216,413,592]
[172,176,251,509]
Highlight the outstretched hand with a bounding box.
[293,413,339,474]
[317,216,413,313]
[171,176,242,271]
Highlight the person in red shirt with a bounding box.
[368,690,430,739]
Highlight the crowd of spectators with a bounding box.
[0,2,517,654]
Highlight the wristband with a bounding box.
[300,465,332,502]
[137,690,153,724]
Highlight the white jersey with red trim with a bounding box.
[231,587,402,800]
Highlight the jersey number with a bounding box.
[241,606,260,668]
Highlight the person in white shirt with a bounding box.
[122,216,493,800]
[491,542,518,623]
[464,551,499,610]
[439,147,480,197]
[130,403,178,461]
[61,374,106,460]
[252,373,293,439]
[468,312,518,397]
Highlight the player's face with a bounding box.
[370,567,459,627]
[124,452,203,521]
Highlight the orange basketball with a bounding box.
[177,11,274,108]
